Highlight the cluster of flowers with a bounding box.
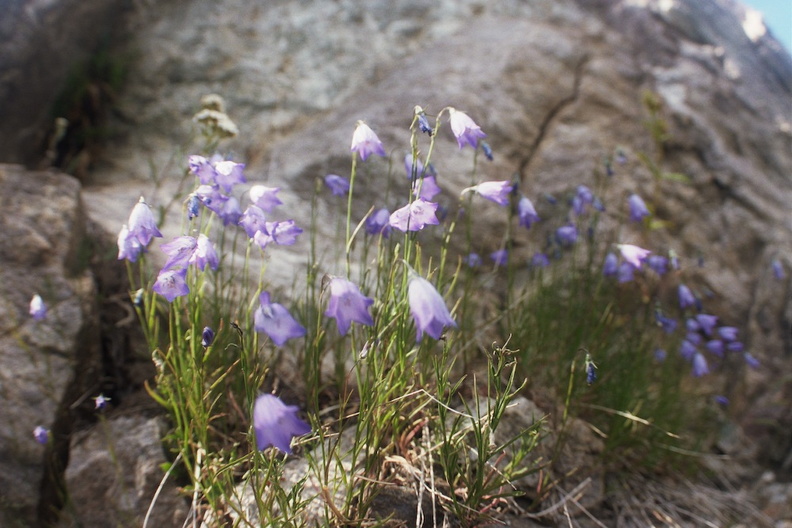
[662,284,758,377]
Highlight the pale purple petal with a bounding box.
[324,277,374,336]
[253,394,311,454]
[254,292,306,346]
[407,274,456,342]
[449,108,486,149]
[249,185,283,212]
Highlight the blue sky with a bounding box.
[741,0,792,53]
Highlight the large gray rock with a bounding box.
[58,416,188,528]
[0,164,101,526]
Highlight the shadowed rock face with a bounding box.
[0,0,131,167]
[1,0,791,524]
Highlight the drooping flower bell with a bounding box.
[324,277,374,336]
[201,326,215,347]
[249,185,283,212]
[490,249,508,266]
[152,268,190,302]
[94,394,110,411]
[617,244,650,269]
[117,224,143,262]
[365,208,392,238]
[678,284,696,309]
[350,121,386,161]
[627,194,650,222]
[127,197,162,246]
[448,108,486,149]
[213,160,247,192]
[33,426,49,445]
[412,175,442,201]
[253,393,311,454]
[602,253,618,277]
[464,253,482,268]
[389,198,440,232]
[517,196,540,229]
[29,294,47,321]
[323,174,350,196]
[414,106,433,135]
[407,271,456,342]
[253,292,306,346]
[462,181,514,207]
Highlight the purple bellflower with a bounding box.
[201,326,215,347]
[532,252,550,268]
[481,141,494,161]
[94,394,110,411]
[407,272,456,342]
[655,312,678,334]
[186,194,201,220]
[556,225,578,246]
[448,108,486,149]
[603,253,618,277]
[194,184,230,216]
[213,160,246,192]
[646,255,668,275]
[268,220,303,246]
[517,196,540,228]
[324,277,374,336]
[617,244,650,268]
[772,259,786,280]
[365,208,392,238]
[692,352,709,377]
[323,174,350,196]
[727,341,745,352]
[29,294,47,321]
[627,194,650,222]
[416,109,433,135]
[253,393,311,454]
[617,262,635,283]
[190,234,219,271]
[705,340,725,357]
[717,326,738,341]
[695,313,718,337]
[254,292,306,346]
[127,197,162,246]
[462,181,513,207]
[412,175,441,201]
[490,249,508,266]
[744,352,760,369]
[153,268,190,302]
[33,426,49,444]
[188,155,217,184]
[160,236,198,271]
[240,205,268,238]
[464,253,482,268]
[218,196,242,226]
[117,224,143,262]
[572,186,595,216]
[249,185,283,212]
[351,121,386,161]
[679,339,698,361]
[678,284,696,309]
[389,198,440,232]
